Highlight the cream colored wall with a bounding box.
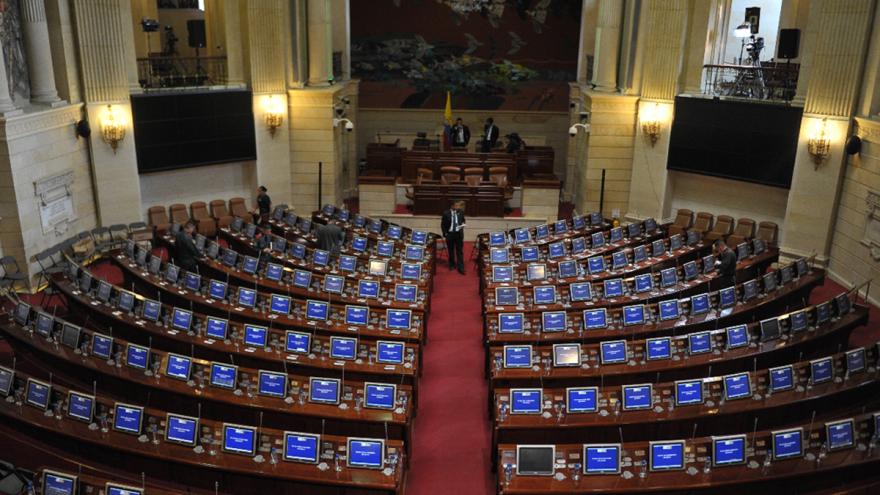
[139,160,257,214]
[131,0,161,57]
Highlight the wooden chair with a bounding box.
[210,199,235,229]
[667,208,694,236]
[169,203,189,226]
[229,197,250,220]
[488,166,514,203]
[704,215,734,242]
[148,206,171,234]
[756,221,779,245]
[416,167,434,181]
[440,166,462,185]
[688,212,714,238]
[726,218,756,249]
[190,201,217,238]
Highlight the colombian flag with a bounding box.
[443,91,453,150]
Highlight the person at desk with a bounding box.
[254,224,272,252]
[451,118,470,148]
[441,200,467,274]
[481,117,499,152]
[174,221,202,272]
[252,186,272,223]
[714,239,737,288]
[316,223,345,255]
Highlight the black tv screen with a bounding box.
[132,90,256,173]
[667,96,802,188]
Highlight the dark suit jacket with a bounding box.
[441,209,465,238]
[174,230,201,269]
[718,248,737,278]
[451,124,470,146]
[316,223,345,254]
[484,124,499,146]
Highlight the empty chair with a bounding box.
[190,201,217,238]
[416,167,434,181]
[91,226,112,251]
[703,214,734,242]
[487,166,508,184]
[667,208,694,237]
[0,256,28,292]
[726,217,757,249]
[440,166,462,185]
[109,224,128,245]
[147,206,171,234]
[756,221,779,245]
[34,245,66,300]
[169,203,189,225]
[129,221,148,231]
[209,199,235,229]
[688,212,714,238]
[229,197,250,220]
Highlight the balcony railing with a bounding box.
[702,62,799,102]
[137,55,227,90]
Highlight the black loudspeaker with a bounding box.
[777,29,800,59]
[846,136,862,156]
[187,20,206,48]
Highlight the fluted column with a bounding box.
[307,0,333,86]
[591,0,624,92]
[224,0,245,86]
[20,0,61,104]
[0,46,19,113]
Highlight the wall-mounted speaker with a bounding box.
[75,119,91,139]
[187,20,206,48]
[845,135,862,156]
[778,29,800,59]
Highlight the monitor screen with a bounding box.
[208,280,227,300]
[210,363,238,389]
[165,413,199,446]
[386,225,402,239]
[719,287,737,308]
[763,272,778,293]
[504,345,532,368]
[517,445,555,476]
[338,255,357,273]
[221,249,238,267]
[510,388,542,414]
[569,282,592,302]
[683,261,698,280]
[548,242,565,259]
[534,286,557,305]
[622,305,645,326]
[347,438,384,469]
[490,248,509,264]
[660,268,678,288]
[816,301,832,325]
[633,245,648,263]
[489,232,507,246]
[126,344,150,370]
[836,293,852,316]
[826,419,855,451]
[742,280,758,302]
[527,264,546,281]
[584,444,621,474]
[768,365,794,392]
[566,387,598,413]
[669,234,683,251]
[404,245,424,262]
[622,384,652,410]
[702,255,716,274]
[243,325,268,348]
[611,251,628,270]
[258,370,287,398]
[141,299,161,322]
[147,256,161,276]
[113,403,143,435]
[345,305,368,326]
[810,357,833,384]
[205,317,229,340]
[353,215,366,228]
[236,287,256,308]
[590,212,603,225]
[558,260,578,279]
[649,441,685,471]
[688,331,712,355]
[712,435,746,467]
[541,311,566,332]
[796,258,809,277]
[67,391,94,423]
[377,341,405,364]
[298,218,312,233]
[691,294,710,315]
[117,291,135,313]
[554,219,568,234]
[498,313,524,333]
[495,287,519,306]
[646,337,671,360]
[659,300,680,321]
[42,471,76,495]
[369,260,388,277]
[35,312,54,338]
[306,300,329,321]
[514,228,530,244]
[330,336,357,360]
[60,323,81,349]
[91,333,113,360]
[675,379,704,406]
[351,237,368,253]
[652,239,666,257]
[760,317,780,341]
[553,344,581,367]
[368,219,382,234]
[96,281,113,303]
[634,273,654,293]
[324,275,345,294]
[241,256,259,274]
[387,309,412,329]
[583,309,607,330]
[269,295,291,315]
[358,280,379,299]
[377,241,394,257]
[26,379,51,410]
[726,325,749,349]
[723,372,752,400]
[309,377,340,404]
[772,428,803,460]
[572,215,586,230]
[364,383,396,410]
[269,237,288,255]
[184,272,201,291]
[283,432,320,463]
[591,231,605,248]
[170,308,192,332]
[686,230,700,246]
[395,284,417,303]
[313,249,330,266]
[411,230,428,245]
[603,279,624,298]
[609,227,623,243]
[600,340,627,364]
[587,255,605,274]
[285,331,311,354]
[571,237,587,254]
[165,354,192,381]
[846,348,866,374]
[492,266,513,283]
[223,424,256,456]
[289,243,306,259]
[292,270,312,289]
[535,224,550,239]
[206,242,220,259]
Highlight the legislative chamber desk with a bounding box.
[400,150,518,184]
[412,182,505,217]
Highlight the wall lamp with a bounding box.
[640,102,662,147]
[807,117,831,167]
[264,95,285,137]
[100,104,126,153]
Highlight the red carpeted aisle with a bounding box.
[406,242,493,494]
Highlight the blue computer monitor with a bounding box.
[816,301,832,325]
[772,428,803,460]
[634,274,653,294]
[351,237,368,252]
[503,345,532,368]
[309,377,340,404]
[683,261,698,281]
[490,248,509,264]
[25,379,51,410]
[395,284,417,303]
[527,264,547,281]
[742,280,758,302]
[571,237,587,254]
[364,383,396,410]
[358,280,379,299]
[291,270,311,290]
[572,216,586,230]
[725,324,749,349]
[627,223,641,238]
[298,218,313,233]
[554,219,568,234]
[712,435,746,467]
[113,403,143,435]
[609,227,623,243]
[323,275,345,294]
[377,241,394,257]
[67,391,94,423]
[97,280,113,302]
[675,379,704,406]
[498,313,524,333]
[91,333,113,360]
[768,365,794,392]
[387,309,412,329]
[495,287,518,306]
[534,286,557,305]
[789,310,808,333]
[257,370,288,398]
[600,340,627,364]
[210,363,238,390]
[719,287,736,309]
[241,256,259,274]
[165,354,192,381]
[170,308,192,332]
[492,265,513,283]
[306,300,329,321]
[347,438,384,469]
[289,243,306,259]
[42,470,76,495]
[236,287,256,308]
[510,388,542,414]
[826,419,855,451]
[339,255,357,273]
[353,215,366,228]
[283,432,320,464]
[204,317,228,341]
[723,372,752,400]
[810,357,833,384]
[183,272,202,291]
[652,239,666,257]
[569,282,592,302]
[659,300,680,321]
[660,268,678,288]
[117,291,135,313]
[622,305,645,326]
[345,305,369,326]
[702,255,716,274]
[330,336,357,360]
[611,251,628,270]
[763,272,778,292]
[587,255,605,274]
[836,293,852,316]
[583,309,607,329]
[584,444,621,474]
[846,348,867,374]
[646,337,672,361]
[566,387,598,413]
[141,299,161,322]
[223,424,257,456]
[688,331,712,355]
[514,228,530,244]
[411,231,428,245]
[558,260,578,279]
[221,249,238,267]
[165,413,199,446]
[243,325,268,348]
[386,225,402,239]
[126,343,150,370]
[34,311,54,338]
[535,224,550,240]
[591,231,605,248]
[669,234,683,251]
[548,242,565,259]
[269,294,291,315]
[621,384,652,410]
[649,441,685,471]
[313,249,330,267]
[542,311,566,332]
[590,212,603,225]
[603,279,624,298]
[285,331,311,354]
[205,280,226,301]
[779,265,794,284]
[633,245,648,264]
[337,210,350,222]
[690,294,710,315]
[489,232,507,246]
[405,245,424,261]
[377,341,405,365]
[0,366,13,397]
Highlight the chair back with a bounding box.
[148,206,169,227]
[210,200,230,219]
[672,209,694,229]
[416,168,434,181]
[191,202,211,221]
[169,203,189,224]
[692,212,714,232]
[712,215,734,235]
[229,197,249,219]
[733,218,756,237]
[756,221,778,244]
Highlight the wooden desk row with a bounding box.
[400,149,518,184]
[312,205,439,247]
[475,213,621,249]
[411,182,506,217]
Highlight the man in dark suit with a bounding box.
[441,200,467,274]
[481,117,499,152]
[451,118,470,148]
[252,185,272,224]
[174,221,202,272]
[316,223,345,255]
[714,239,737,288]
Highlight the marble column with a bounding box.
[307,0,333,86]
[591,0,624,92]
[224,0,245,86]
[20,0,61,104]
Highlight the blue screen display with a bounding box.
[535,224,549,239]
[223,425,256,455]
[309,378,340,404]
[306,300,329,321]
[489,232,507,246]
[688,332,712,354]
[237,288,256,308]
[348,439,384,469]
[142,300,161,322]
[242,256,258,274]
[534,286,556,304]
[659,300,680,321]
[726,325,749,349]
[634,274,653,293]
[166,414,198,446]
[351,237,368,252]
[847,348,866,374]
[411,231,428,245]
[117,291,135,313]
[339,255,357,272]
[660,268,678,288]
[571,237,586,254]
[365,383,396,409]
[591,232,605,248]
[490,248,509,264]
[600,340,627,364]
[258,371,287,397]
[691,294,710,315]
[270,295,291,315]
[395,284,417,302]
[554,219,568,233]
[208,280,227,300]
[165,354,192,381]
[510,389,542,414]
[285,331,311,354]
[612,251,627,270]
[387,309,412,329]
[650,442,684,471]
[816,302,832,324]
[284,433,319,463]
[583,309,607,329]
[587,256,605,274]
[548,242,565,259]
[377,241,394,257]
[504,346,532,368]
[742,280,758,301]
[499,313,524,333]
[184,272,202,291]
[569,282,592,302]
[603,279,623,298]
[43,472,76,495]
[652,239,666,257]
[622,384,652,410]
[724,373,751,400]
[205,317,228,340]
[609,227,623,243]
[243,325,268,348]
[567,387,598,413]
[542,311,566,332]
[789,311,808,332]
[492,266,513,282]
[330,337,357,360]
[713,436,746,466]
[590,212,603,225]
[126,344,149,370]
[827,420,855,450]
[585,445,620,474]
[769,366,794,392]
[292,270,312,289]
[514,228,530,244]
[622,305,645,326]
[91,334,113,359]
[171,308,192,331]
[386,225,401,239]
[377,341,404,364]
[572,216,586,230]
[633,245,648,263]
[558,260,578,278]
[323,275,344,294]
[520,247,539,262]
[26,380,51,409]
[345,306,369,326]
[353,215,366,228]
[646,338,671,360]
[719,287,736,308]
[675,380,703,405]
[773,429,803,459]
[358,280,379,298]
[406,245,424,261]
[210,363,237,389]
[289,243,306,259]
[67,392,94,422]
[811,358,833,384]
[113,404,143,434]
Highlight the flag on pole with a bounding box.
[443,91,453,150]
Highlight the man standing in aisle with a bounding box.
[481,117,499,152]
[714,239,737,288]
[252,185,272,224]
[174,221,202,272]
[441,200,467,274]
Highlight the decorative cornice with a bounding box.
[854,117,880,144]
[0,103,82,141]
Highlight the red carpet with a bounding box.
[407,242,493,494]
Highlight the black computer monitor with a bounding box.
[760,317,780,341]
[516,445,555,476]
[0,366,13,397]
[60,323,81,349]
